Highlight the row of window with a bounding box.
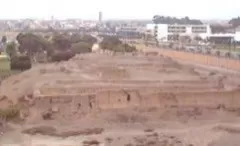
[192,27,206,30]
[168,26,186,29]
[192,30,207,33]
[154,25,208,34]
[168,30,186,33]
[192,27,207,33]
[168,26,207,29]
[167,30,207,33]
[167,28,207,33]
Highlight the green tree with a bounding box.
[1,36,7,44]
[52,34,71,50]
[6,41,17,58]
[71,42,92,54]
[229,17,240,28]
[69,34,97,45]
[100,36,136,52]
[16,33,50,59]
[152,15,202,24]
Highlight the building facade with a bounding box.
[116,26,144,39]
[146,23,211,42]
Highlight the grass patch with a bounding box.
[0,56,10,70]
[0,70,21,80]
[215,45,240,52]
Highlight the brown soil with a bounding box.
[139,46,240,71]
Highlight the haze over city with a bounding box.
[1,0,240,20]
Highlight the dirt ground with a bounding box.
[136,45,240,71]
[1,51,240,146]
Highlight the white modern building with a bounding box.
[146,23,211,42]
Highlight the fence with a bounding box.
[157,48,240,71]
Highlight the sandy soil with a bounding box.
[1,52,240,146]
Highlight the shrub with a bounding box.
[80,35,97,44]
[82,140,100,145]
[69,34,97,44]
[100,36,136,52]
[10,55,31,70]
[206,50,211,55]
[101,36,122,45]
[109,44,136,52]
[70,42,92,54]
[225,52,231,58]
[6,41,17,58]
[100,36,122,51]
[124,44,136,52]
[144,129,154,132]
[22,126,57,135]
[0,105,20,121]
[52,34,71,50]
[50,50,75,62]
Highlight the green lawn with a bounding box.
[0,70,21,80]
[215,45,240,52]
[0,53,10,71]
[0,61,10,70]
[0,55,20,80]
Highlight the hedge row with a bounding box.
[50,50,75,62]
[10,56,31,70]
[70,42,92,54]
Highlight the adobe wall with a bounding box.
[158,49,240,71]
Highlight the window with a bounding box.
[168,25,186,33]
[192,26,207,33]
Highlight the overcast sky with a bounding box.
[1,0,240,20]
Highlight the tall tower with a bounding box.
[99,11,102,23]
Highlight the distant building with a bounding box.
[147,23,211,42]
[116,26,143,39]
[234,26,240,42]
[146,24,156,36]
[99,11,103,24]
[208,33,235,44]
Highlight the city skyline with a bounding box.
[0,0,240,20]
